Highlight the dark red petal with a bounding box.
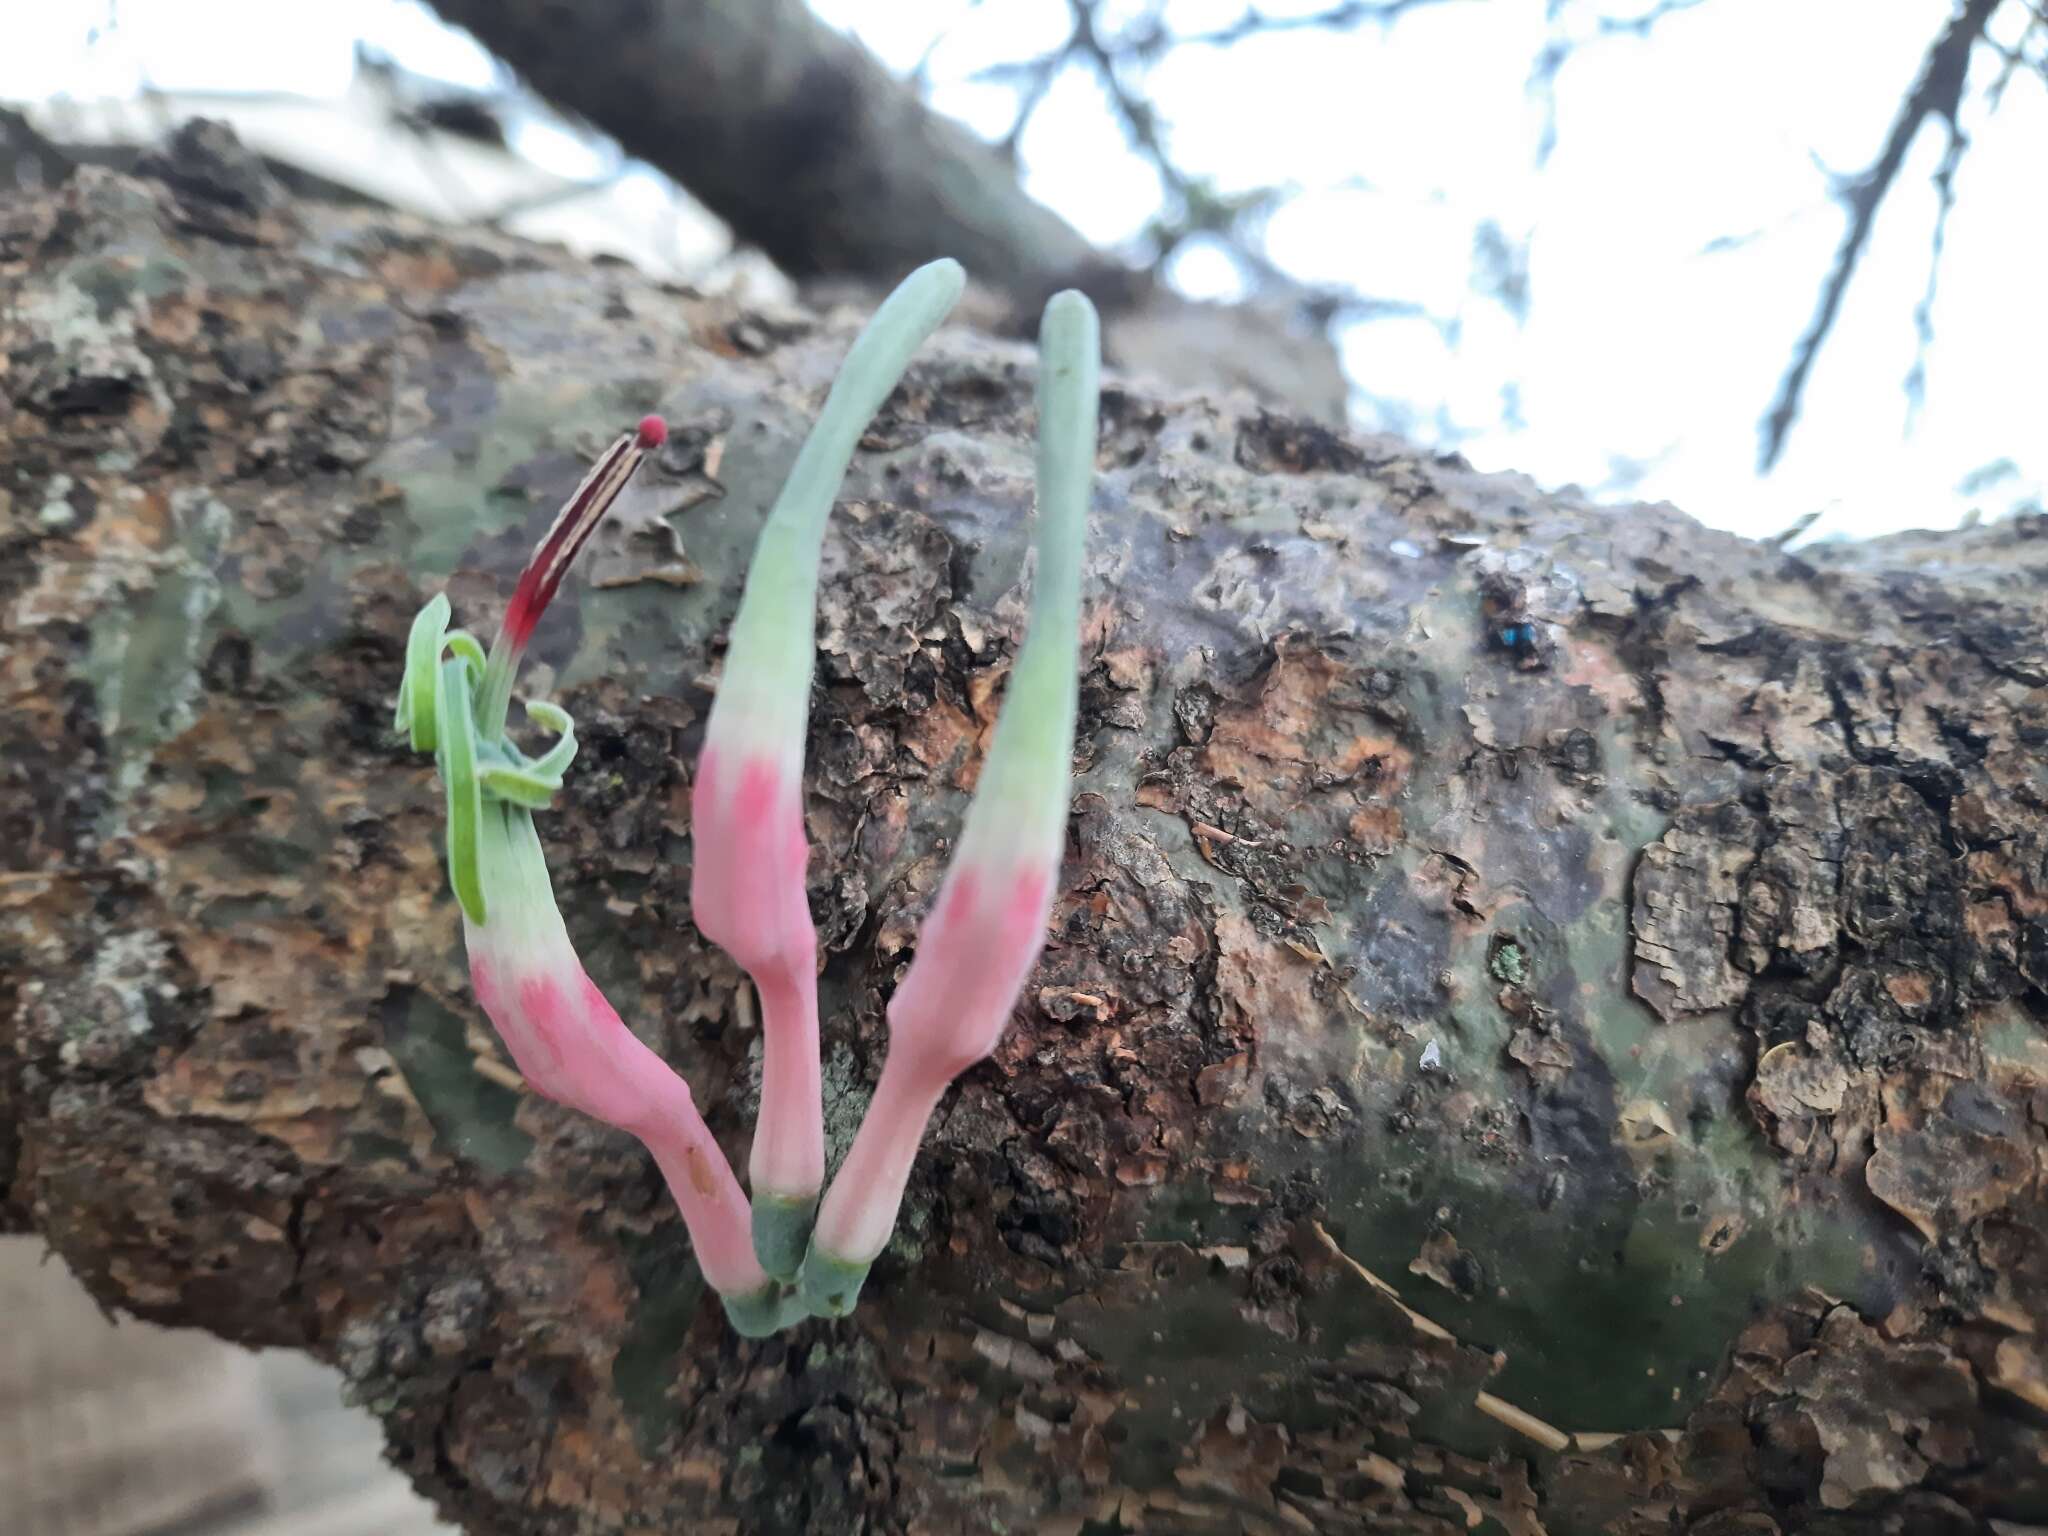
[502,430,647,648]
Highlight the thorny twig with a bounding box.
[976,0,1470,278]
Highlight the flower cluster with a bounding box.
[395,263,1098,1333]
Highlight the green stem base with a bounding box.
[797,1249,873,1319]
[721,1283,810,1339]
[751,1191,820,1284]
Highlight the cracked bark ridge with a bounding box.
[7,140,2048,1534]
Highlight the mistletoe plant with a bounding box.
[394,262,1098,1335]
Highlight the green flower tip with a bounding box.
[752,1192,819,1285]
[796,1249,871,1320]
[722,1282,812,1339]
[710,257,968,748]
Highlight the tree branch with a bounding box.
[1175,0,1474,48]
[424,0,1109,305]
[13,137,2048,1536]
[1758,0,2001,472]
[1527,0,1717,168]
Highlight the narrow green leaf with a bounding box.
[437,657,487,923]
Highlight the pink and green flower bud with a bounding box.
[803,291,1098,1317]
[461,801,768,1304]
[691,259,965,1277]
[395,417,785,1325]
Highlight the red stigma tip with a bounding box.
[636,414,668,449]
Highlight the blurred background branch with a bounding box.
[1759,0,2007,471]
[422,0,1110,306]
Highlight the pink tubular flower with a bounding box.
[397,417,792,1334]
[802,290,1100,1316]
[461,799,765,1307]
[690,737,819,1277]
[691,259,965,1278]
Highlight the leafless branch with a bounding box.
[1065,0,1187,199]
[1593,0,1711,39]
[1903,117,1966,430]
[428,0,1100,302]
[992,66,1057,161]
[1984,3,2047,108]
[1173,0,1474,49]
[1528,0,1716,167]
[906,0,989,95]
[978,0,1470,257]
[939,0,2031,462]
[1909,1,2047,423]
[1759,0,2001,472]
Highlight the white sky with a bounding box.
[7,0,2044,541]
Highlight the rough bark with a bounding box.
[8,137,2048,1536]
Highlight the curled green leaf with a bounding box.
[400,592,452,750]
[477,698,578,808]
[445,630,486,679]
[478,763,557,808]
[524,699,572,735]
[519,703,578,784]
